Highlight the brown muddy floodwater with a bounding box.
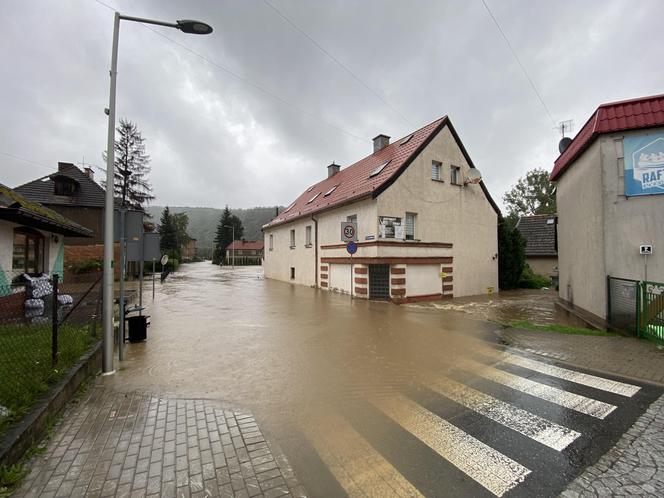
[100,262,581,496]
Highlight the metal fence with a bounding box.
[639,281,664,345]
[607,276,639,334]
[0,272,102,434]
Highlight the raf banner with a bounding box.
[624,133,664,196]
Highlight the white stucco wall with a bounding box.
[526,257,558,278]
[600,129,664,284]
[556,140,606,319]
[376,126,498,297]
[263,216,317,286]
[328,264,352,294]
[405,265,442,296]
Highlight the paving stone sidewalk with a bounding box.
[13,386,305,498]
[560,394,664,497]
[498,328,664,385]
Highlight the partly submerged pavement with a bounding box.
[12,263,664,497]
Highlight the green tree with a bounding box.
[103,118,154,208]
[158,207,180,261]
[212,206,244,264]
[498,215,526,290]
[503,168,556,222]
[171,212,191,252]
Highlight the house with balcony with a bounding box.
[225,240,264,265]
[262,116,500,302]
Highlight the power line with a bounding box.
[262,0,414,128]
[92,0,368,142]
[0,151,54,172]
[480,0,557,128]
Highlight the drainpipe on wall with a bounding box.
[312,215,318,287]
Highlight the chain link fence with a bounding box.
[0,271,102,436]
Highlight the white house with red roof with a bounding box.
[225,239,264,265]
[262,116,500,302]
[550,93,664,327]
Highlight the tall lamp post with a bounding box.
[102,12,212,375]
[222,225,235,269]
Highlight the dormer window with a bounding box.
[54,178,77,196]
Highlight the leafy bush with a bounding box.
[498,216,526,290]
[518,264,551,289]
[69,259,102,274]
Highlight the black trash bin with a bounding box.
[127,315,148,342]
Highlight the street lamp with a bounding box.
[222,225,235,269]
[102,12,212,375]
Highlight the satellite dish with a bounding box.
[465,168,482,185]
[160,254,169,266]
[559,137,573,154]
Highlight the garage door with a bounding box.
[368,264,390,300]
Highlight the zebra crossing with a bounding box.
[302,349,654,498]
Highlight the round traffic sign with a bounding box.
[344,225,355,239]
[346,241,358,254]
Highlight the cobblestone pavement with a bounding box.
[13,386,305,498]
[498,328,664,385]
[560,395,664,497]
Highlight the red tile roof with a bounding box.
[551,93,664,181]
[264,116,499,229]
[226,239,264,250]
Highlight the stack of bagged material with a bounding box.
[22,273,73,318]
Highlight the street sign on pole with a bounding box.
[341,221,357,242]
[346,241,358,254]
[640,244,653,255]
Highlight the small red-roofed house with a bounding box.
[551,93,664,327]
[262,116,500,302]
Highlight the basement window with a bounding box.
[324,184,339,196]
[369,160,391,178]
[307,192,320,204]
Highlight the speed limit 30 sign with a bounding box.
[341,221,357,242]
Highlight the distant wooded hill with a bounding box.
[145,206,281,257]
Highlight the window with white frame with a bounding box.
[305,225,312,247]
[431,161,442,181]
[405,212,416,240]
[269,234,273,251]
[451,165,461,185]
[289,229,295,248]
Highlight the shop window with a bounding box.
[379,216,402,239]
[12,227,45,275]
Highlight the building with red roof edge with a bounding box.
[225,239,264,265]
[550,93,664,328]
[262,115,500,302]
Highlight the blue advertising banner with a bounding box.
[624,133,664,196]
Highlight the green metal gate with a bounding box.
[638,281,664,345]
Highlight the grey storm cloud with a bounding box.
[1,0,663,210]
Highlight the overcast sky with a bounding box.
[2,0,663,211]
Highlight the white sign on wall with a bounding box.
[640,244,653,255]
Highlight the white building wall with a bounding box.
[556,140,606,320]
[328,264,351,294]
[405,265,442,296]
[376,126,498,297]
[263,217,317,287]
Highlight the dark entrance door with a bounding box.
[368,264,390,300]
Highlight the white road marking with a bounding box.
[503,355,641,397]
[464,360,617,419]
[427,376,580,451]
[372,394,530,497]
[305,414,423,498]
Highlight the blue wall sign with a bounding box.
[346,241,358,254]
[624,133,664,196]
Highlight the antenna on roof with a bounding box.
[557,120,574,154]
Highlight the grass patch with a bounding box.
[0,323,97,437]
[0,464,28,497]
[509,320,618,336]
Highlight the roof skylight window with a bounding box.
[284,203,295,213]
[400,134,413,145]
[369,160,391,178]
[306,185,315,192]
[546,218,555,225]
[307,192,320,204]
[324,185,339,196]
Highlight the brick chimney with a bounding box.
[373,134,390,153]
[327,162,340,178]
[84,167,94,181]
[58,161,75,172]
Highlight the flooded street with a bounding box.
[99,262,658,497]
